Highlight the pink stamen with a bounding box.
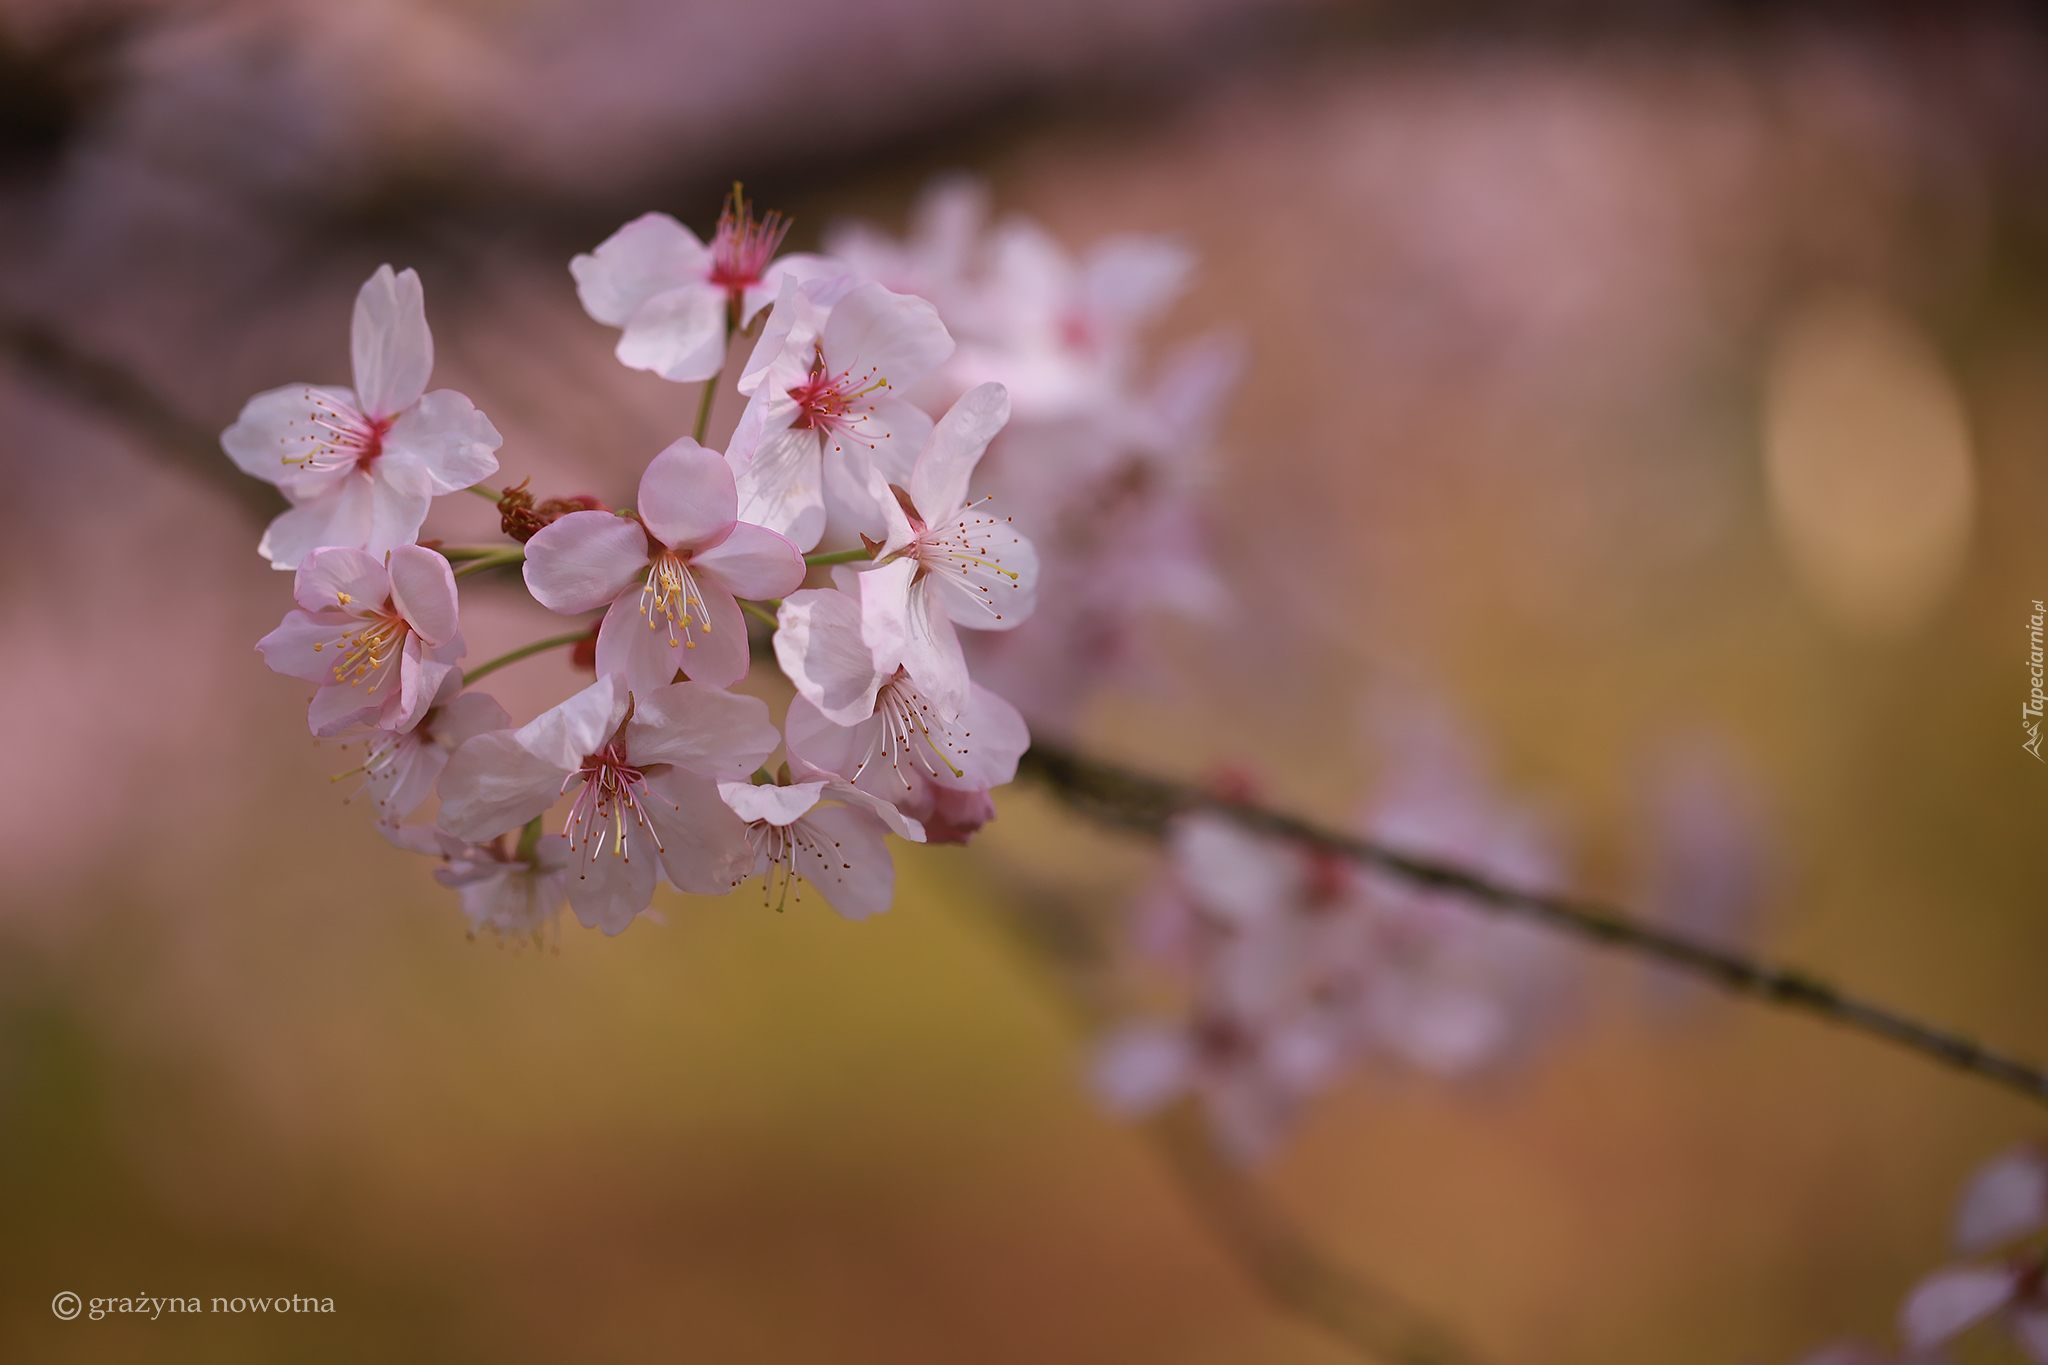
[707,184,792,310]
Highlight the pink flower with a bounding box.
[1956,1145,2048,1256]
[716,773,925,921]
[1901,1263,2048,1362]
[570,190,838,383]
[256,544,465,737]
[436,674,776,934]
[222,265,502,569]
[773,581,1029,842]
[521,438,804,694]
[336,672,510,821]
[726,276,954,551]
[1091,1010,1337,1166]
[857,382,1038,717]
[383,824,571,945]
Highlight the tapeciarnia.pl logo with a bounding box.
[2026,599,2045,762]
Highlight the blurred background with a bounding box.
[3,0,2048,1360]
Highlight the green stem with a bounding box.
[803,548,873,566]
[462,630,590,685]
[453,547,525,579]
[437,545,515,562]
[738,598,781,628]
[513,815,544,864]
[691,363,722,445]
[466,484,501,502]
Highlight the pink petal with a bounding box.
[437,730,571,841]
[564,816,660,935]
[1956,1146,2048,1254]
[383,389,502,492]
[694,521,804,600]
[351,265,433,420]
[523,512,648,614]
[618,286,727,383]
[257,475,375,570]
[570,212,710,327]
[782,696,871,782]
[365,454,434,559]
[774,589,884,725]
[910,382,1009,522]
[387,544,460,646]
[365,735,442,821]
[928,516,1038,632]
[434,690,512,748]
[627,680,780,779]
[2012,1306,2048,1364]
[644,768,758,895]
[294,547,388,615]
[735,273,851,397]
[220,384,361,490]
[1084,236,1194,332]
[818,281,953,390]
[256,608,356,683]
[309,681,382,738]
[854,557,918,677]
[745,252,842,326]
[823,779,925,842]
[732,425,826,552]
[935,682,1029,791]
[894,578,968,720]
[637,438,737,550]
[1091,1025,1193,1116]
[388,651,458,736]
[846,394,933,488]
[1900,1266,2020,1351]
[513,674,627,772]
[791,803,896,920]
[595,593,690,698]
[719,780,827,827]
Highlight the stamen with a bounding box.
[638,551,712,654]
[281,393,393,475]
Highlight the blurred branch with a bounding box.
[0,310,283,520]
[1019,741,2048,1112]
[975,869,1483,1365]
[1148,1102,1483,1365]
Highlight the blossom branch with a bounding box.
[452,546,526,579]
[1017,740,2048,1111]
[463,630,594,685]
[979,876,1484,1365]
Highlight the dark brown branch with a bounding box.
[1018,740,2048,1111]
[0,311,283,520]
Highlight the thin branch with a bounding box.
[463,630,591,685]
[738,598,780,628]
[1017,740,2048,1111]
[453,547,526,579]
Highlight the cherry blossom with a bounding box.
[334,672,509,821]
[383,824,572,945]
[571,187,837,384]
[255,544,465,737]
[222,265,502,569]
[521,438,804,693]
[717,772,925,921]
[726,275,953,551]
[436,674,776,934]
[773,581,1028,842]
[858,382,1038,717]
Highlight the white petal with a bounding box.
[571,212,711,326]
[774,589,885,725]
[719,780,827,827]
[382,389,502,491]
[514,674,627,772]
[351,265,433,419]
[910,382,1009,522]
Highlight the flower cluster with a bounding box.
[825,178,1236,729]
[229,187,1071,945]
[1090,739,1573,1164]
[1800,1144,2048,1364]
